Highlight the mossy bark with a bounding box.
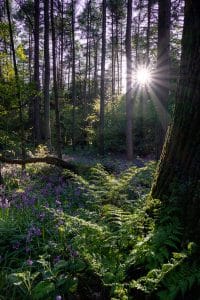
[151,0,200,242]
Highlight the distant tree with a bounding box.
[71,0,76,150]
[151,0,200,242]
[5,0,25,164]
[33,0,41,144]
[99,0,106,155]
[108,0,126,97]
[51,0,62,158]
[44,0,51,148]
[125,0,133,161]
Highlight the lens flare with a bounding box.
[136,67,151,85]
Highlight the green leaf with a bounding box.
[32,281,55,299]
[53,260,68,271]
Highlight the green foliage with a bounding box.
[93,95,158,155]
[0,161,199,299]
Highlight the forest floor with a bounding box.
[62,150,155,173]
[0,152,159,299]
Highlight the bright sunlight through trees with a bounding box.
[136,67,152,85]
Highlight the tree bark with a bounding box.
[151,0,200,242]
[51,0,62,159]
[99,0,106,155]
[71,0,76,151]
[125,0,133,161]
[33,0,41,145]
[146,0,152,65]
[155,0,171,159]
[44,0,51,148]
[5,0,26,166]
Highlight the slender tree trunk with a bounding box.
[93,39,98,96]
[83,2,89,118]
[59,0,64,93]
[151,0,200,243]
[116,18,120,95]
[155,0,171,159]
[28,26,33,127]
[51,0,62,159]
[33,0,41,145]
[88,0,91,103]
[120,21,123,93]
[5,0,25,166]
[71,0,76,150]
[28,26,33,82]
[111,12,115,99]
[44,0,51,148]
[99,0,106,155]
[67,61,71,90]
[146,0,152,65]
[125,0,133,161]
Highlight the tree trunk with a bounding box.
[155,0,171,159]
[44,0,51,148]
[146,0,152,65]
[6,0,26,166]
[33,0,41,145]
[151,0,200,243]
[111,12,115,99]
[93,39,98,96]
[125,0,133,161]
[51,0,62,159]
[99,0,106,155]
[71,0,76,151]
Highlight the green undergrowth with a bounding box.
[0,161,199,299]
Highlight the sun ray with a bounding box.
[135,66,152,86]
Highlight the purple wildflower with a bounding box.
[56,296,62,300]
[38,212,45,220]
[12,241,20,250]
[27,259,33,266]
[26,248,30,254]
[27,225,41,242]
[56,199,62,206]
[53,255,61,264]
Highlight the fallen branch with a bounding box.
[0,156,78,172]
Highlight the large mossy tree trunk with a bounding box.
[151,0,200,242]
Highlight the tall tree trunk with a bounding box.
[93,39,98,96]
[125,0,133,161]
[51,0,62,159]
[116,18,120,95]
[146,0,152,65]
[44,0,51,148]
[155,0,171,159]
[33,0,41,145]
[59,0,64,93]
[5,0,25,166]
[120,20,123,93]
[111,12,115,99]
[99,0,106,155]
[28,26,33,127]
[88,0,91,103]
[83,1,90,119]
[151,0,200,243]
[71,0,76,150]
